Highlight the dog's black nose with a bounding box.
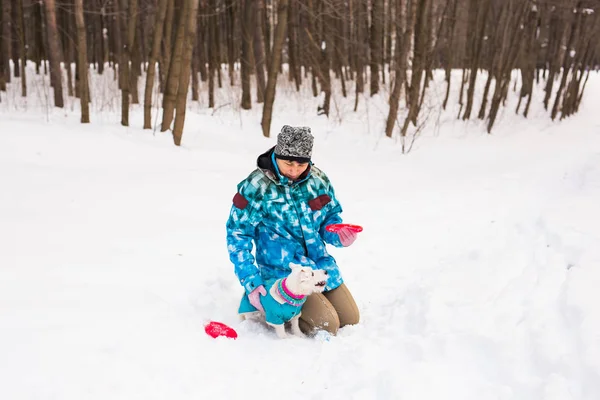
[324,270,328,275]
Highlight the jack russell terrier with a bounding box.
[239,266,328,338]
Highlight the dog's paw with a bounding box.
[292,331,307,339]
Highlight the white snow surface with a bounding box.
[1,68,600,399]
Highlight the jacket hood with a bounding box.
[257,146,277,172]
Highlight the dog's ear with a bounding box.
[289,263,303,271]
[299,268,312,282]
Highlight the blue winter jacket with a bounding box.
[226,147,345,294]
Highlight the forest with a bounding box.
[1,0,599,145]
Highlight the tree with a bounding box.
[441,0,458,110]
[252,0,267,103]
[287,0,301,91]
[487,0,530,133]
[120,0,138,126]
[74,0,90,123]
[353,0,369,111]
[1,0,11,85]
[332,0,347,98]
[15,0,26,96]
[63,2,75,97]
[173,0,200,146]
[144,0,169,129]
[241,0,254,110]
[44,0,64,108]
[462,0,491,120]
[370,0,384,96]
[551,0,582,121]
[160,0,175,90]
[261,0,289,137]
[319,0,333,117]
[385,0,407,138]
[400,0,425,136]
[207,0,217,108]
[224,0,237,86]
[161,0,188,131]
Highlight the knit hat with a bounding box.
[274,125,314,163]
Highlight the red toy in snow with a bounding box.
[325,223,363,233]
[205,321,238,339]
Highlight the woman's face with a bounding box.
[276,159,309,181]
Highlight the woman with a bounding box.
[226,125,360,335]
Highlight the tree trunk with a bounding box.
[130,17,142,104]
[144,0,169,129]
[160,0,175,91]
[207,0,217,108]
[261,0,288,138]
[517,5,539,117]
[44,0,64,108]
[173,0,200,146]
[16,0,26,96]
[572,29,597,114]
[96,2,105,75]
[333,0,347,98]
[353,0,368,111]
[385,0,407,138]
[10,0,19,79]
[551,3,580,121]
[32,0,44,76]
[225,0,236,86]
[111,0,122,84]
[477,2,506,120]
[462,0,491,120]
[384,0,393,86]
[74,0,90,123]
[65,4,75,98]
[1,0,11,84]
[241,0,254,110]
[401,0,426,135]
[214,0,222,89]
[370,0,383,95]
[197,8,208,82]
[319,0,333,117]
[543,7,568,110]
[263,0,272,67]
[487,1,530,133]
[442,0,458,109]
[252,0,266,103]
[120,0,138,126]
[559,4,590,119]
[162,0,188,131]
[287,0,300,91]
[304,0,325,101]
[0,5,5,90]
[418,0,435,103]
[191,40,199,100]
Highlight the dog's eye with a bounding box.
[311,272,314,276]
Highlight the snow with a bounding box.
[1,67,600,399]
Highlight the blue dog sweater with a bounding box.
[239,278,307,325]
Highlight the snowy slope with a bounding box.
[1,70,599,399]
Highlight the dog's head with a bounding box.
[287,265,329,296]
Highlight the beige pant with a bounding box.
[299,283,360,335]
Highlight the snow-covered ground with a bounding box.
[1,67,600,399]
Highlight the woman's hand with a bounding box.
[337,226,358,247]
[248,285,267,312]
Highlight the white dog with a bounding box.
[239,266,328,338]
